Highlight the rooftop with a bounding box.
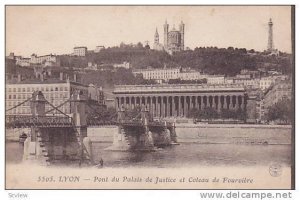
[114,84,245,94]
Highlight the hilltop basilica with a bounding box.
[153,20,185,54]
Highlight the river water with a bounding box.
[6,142,291,168]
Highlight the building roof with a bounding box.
[74,46,87,49]
[7,78,88,87]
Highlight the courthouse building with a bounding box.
[113,84,246,118]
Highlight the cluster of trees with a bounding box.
[266,98,293,124]
[188,107,246,121]
[58,44,292,79]
[86,104,117,124]
[79,68,157,89]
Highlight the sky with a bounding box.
[6,6,292,57]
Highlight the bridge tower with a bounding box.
[23,91,49,165]
[70,90,93,165]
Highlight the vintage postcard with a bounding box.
[5,5,294,189]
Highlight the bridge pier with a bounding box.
[21,91,93,165]
[22,92,50,165]
[70,91,93,165]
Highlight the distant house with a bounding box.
[73,46,87,57]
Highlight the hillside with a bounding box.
[59,45,293,77]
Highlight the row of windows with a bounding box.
[6,93,69,100]
[6,107,70,114]
[6,100,70,107]
[7,86,69,93]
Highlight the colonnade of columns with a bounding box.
[115,94,246,118]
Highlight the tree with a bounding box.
[267,98,293,124]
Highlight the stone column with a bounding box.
[184,96,187,117]
[189,96,193,110]
[195,96,199,109]
[178,96,181,117]
[133,96,136,109]
[155,97,158,117]
[161,97,165,118]
[166,96,170,117]
[128,96,131,109]
[212,96,216,109]
[229,96,234,109]
[224,96,228,109]
[172,96,176,117]
[217,96,221,112]
[240,95,244,110]
[149,96,152,116]
[201,96,205,109]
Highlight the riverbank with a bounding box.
[87,124,292,145]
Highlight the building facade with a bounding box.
[153,20,185,54]
[73,47,88,56]
[178,70,201,80]
[206,75,225,85]
[113,84,246,118]
[132,67,181,81]
[164,20,185,54]
[6,79,104,116]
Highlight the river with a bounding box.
[6,142,291,168]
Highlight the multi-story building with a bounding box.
[15,57,31,67]
[206,75,225,85]
[30,54,57,65]
[232,78,260,89]
[73,46,87,57]
[132,67,181,82]
[6,77,104,116]
[13,53,58,67]
[178,69,201,80]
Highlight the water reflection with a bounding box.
[6,142,291,168]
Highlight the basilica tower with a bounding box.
[154,28,159,44]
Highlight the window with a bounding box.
[8,88,11,92]
[55,87,58,91]
[22,88,25,92]
[27,88,30,92]
[13,88,16,92]
[8,95,11,99]
[13,95,16,99]
[18,88,21,92]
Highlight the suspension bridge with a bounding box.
[5,90,177,165]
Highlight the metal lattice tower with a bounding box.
[267,18,274,51]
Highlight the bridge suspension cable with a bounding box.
[44,98,71,115]
[44,99,71,118]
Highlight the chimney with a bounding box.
[73,73,77,82]
[60,72,64,80]
[17,74,22,82]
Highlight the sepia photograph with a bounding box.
[5,5,294,190]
